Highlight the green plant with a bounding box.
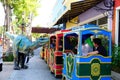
[112,44,120,66]
[112,44,120,73]
[3,53,14,62]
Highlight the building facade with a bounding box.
[51,0,114,43]
[112,0,120,45]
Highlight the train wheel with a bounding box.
[55,74,62,78]
[62,76,66,80]
[50,67,54,74]
[50,70,54,74]
[55,74,58,78]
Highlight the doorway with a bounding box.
[118,10,120,44]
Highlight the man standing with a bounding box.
[0,39,3,72]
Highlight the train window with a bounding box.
[64,33,78,54]
[80,33,109,56]
[81,34,94,56]
[58,38,63,51]
[50,37,56,50]
[56,56,63,64]
[97,35,109,56]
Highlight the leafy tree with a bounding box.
[0,0,40,34]
[11,0,40,27]
[32,33,41,39]
[0,26,4,34]
[31,33,49,39]
[0,0,40,51]
[0,26,4,37]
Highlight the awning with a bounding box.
[55,0,103,25]
[32,27,60,33]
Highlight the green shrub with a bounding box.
[112,44,120,73]
[3,53,14,62]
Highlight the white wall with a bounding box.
[0,2,5,26]
[78,1,112,31]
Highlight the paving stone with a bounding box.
[4,48,60,80]
[1,47,120,80]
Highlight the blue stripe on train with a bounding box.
[76,55,111,63]
[76,77,111,80]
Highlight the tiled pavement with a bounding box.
[0,48,61,80]
[0,47,120,80]
[111,71,120,80]
[0,62,14,80]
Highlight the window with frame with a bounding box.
[89,17,108,29]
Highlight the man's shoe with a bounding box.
[21,65,28,69]
[14,66,20,70]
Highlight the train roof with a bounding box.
[64,24,111,36]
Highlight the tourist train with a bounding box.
[41,24,111,80]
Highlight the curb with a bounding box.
[3,62,14,65]
[2,61,120,80]
[112,71,120,80]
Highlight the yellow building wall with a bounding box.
[64,0,80,10]
[66,16,79,29]
[63,0,80,29]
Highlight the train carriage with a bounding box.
[49,30,70,77]
[40,46,44,59]
[62,24,111,80]
[44,43,49,62]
